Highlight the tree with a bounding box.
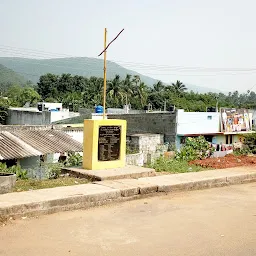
[0,97,10,124]
[153,81,165,92]
[19,87,41,106]
[6,85,22,106]
[122,74,134,105]
[172,80,187,94]
[7,85,41,107]
[132,75,141,87]
[136,81,148,108]
[107,75,123,107]
[37,73,59,100]
[58,73,74,94]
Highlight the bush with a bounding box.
[44,163,63,179]
[175,136,215,161]
[233,147,252,156]
[65,152,82,167]
[244,133,256,154]
[0,163,28,180]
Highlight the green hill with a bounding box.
[0,57,157,86]
[0,64,27,91]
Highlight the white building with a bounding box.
[7,102,80,125]
[176,109,254,156]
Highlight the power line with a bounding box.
[1,44,256,92]
[3,44,256,73]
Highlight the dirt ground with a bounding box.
[1,183,255,256]
[190,154,256,169]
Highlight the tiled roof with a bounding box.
[0,130,83,160]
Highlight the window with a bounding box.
[207,115,212,120]
[226,135,229,144]
[180,137,186,144]
[225,135,233,144]
[205,135,213,143]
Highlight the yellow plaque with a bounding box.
[83,119,127,170]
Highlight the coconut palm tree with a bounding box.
[153,81,165,92]
[132,75,141,87]
[107,75,123,107]
[122,74,134,105]
[172,80,187,93]
[137,81,148,108]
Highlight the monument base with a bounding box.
[63,166,156,181]
[83,119,127,170]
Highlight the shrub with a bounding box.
[233,147,252,156]
[44,163,63,179]
[0,162,8,172]
[0,163,28,180]
[243,133,256,154]
[175,136,215,161]
[65,152,82,167]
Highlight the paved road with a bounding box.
[1,183,256,256]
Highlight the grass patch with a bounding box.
[152,157,207,173]
[13,177,90,192]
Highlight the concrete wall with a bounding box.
[126,153,144,166]
[127,134,165,164]
[0,125,62,131]
[176,110,220,135]
[107,108,144,114]
[108,112,177,143]
[64,129,83,143]
[19,156,40,170]
[7,110,51,125]
[7,109,79,125]
[50,110,80,123]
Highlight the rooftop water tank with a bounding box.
[95,105,104,113]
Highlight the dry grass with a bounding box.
[13,177,90,192]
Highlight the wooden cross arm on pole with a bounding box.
[97,28,124,119]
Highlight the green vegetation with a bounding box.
[13,177,89,192]
[175,136,215,161]
[242,133,256,154]
[152,136,213,173]
[126,146,140,154]
[34,73,256,112]
[6,85,41,107]
[0,97,9,124]
[42,163,63,179]
[1,58,256,115]
[0,85,41,123]
[152,157,205,173]
[0,57,157,86]
[0,64,27,93]
[0,163,28,180]
[65,153,82,167]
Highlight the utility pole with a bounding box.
[98,28,124,119]
[103,28,107,119]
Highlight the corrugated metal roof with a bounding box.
[0,130,83,160]
[9,130,83,154]
[0,131,42,160]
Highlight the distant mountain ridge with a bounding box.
[0,63,27,88]
[0,57,158,86]
[0,57,224,93]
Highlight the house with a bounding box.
[0,128,82,174]
[176,108,254,156]
[108,107,254,155]
[7,102,80,125]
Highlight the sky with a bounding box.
[1,0,256,92]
